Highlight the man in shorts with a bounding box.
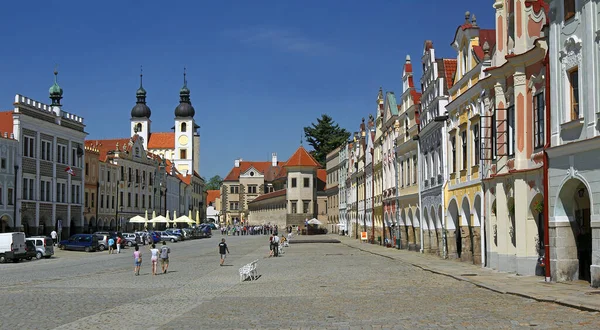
[160,241,170,274]
[218,238,229,266]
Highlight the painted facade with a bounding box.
[396,55,422,251]
[547,0,600,287]
[0,132,18,233]
[418,40,455,257]
[444,12,493,265]
[83,145,99,233]
[338,142,349,235]
[379,91,400,246]
[482,0,548,276]
[326,146,340,234]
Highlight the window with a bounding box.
[181,122,187,132]
[461,130,467,170]
[24,136,35,158]
[85,163,89,178]
[303,200,309,213]
[120,166,124,181]
[451,136,456,173]
[7,188,13,205]
[85,192,89,207]
[136,169,140,183]
[248,186,257,194]
[128,168,132,182]
[112,196,115,209]
[142,195,145,208]
[564,0,576,20]
[136,123,142,132]
[135,193,139,207]
[39,181,51,202]
[0,186,2,205]
[100,194,104,208]
[407,159,411,185]
[180,149,187,159]
[23,178,34,200]
[291,201,297,214]
[291,178,297,188]
[120,192,124,207]
[56,182,66,203]
[303,177,310,187]
[569,68,579,120]
[533,93,545,148]
[229,202,239,210]
[71,147,77,167]
[148,197,151,209]
[413,155,417,184]
[57,144,67,164]
[41,140,52,161]
[0,158,5,169]
[91,193,95,208]
[128,193,131,207]
[229,186,239,194]
[473,124,480,166]
[107,170,111,182]
[491,112,497,159]
[507,105,515,156]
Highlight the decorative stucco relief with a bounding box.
[559,36,583,73]
[528,67,546,93]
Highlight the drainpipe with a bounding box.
[543,50,551,282]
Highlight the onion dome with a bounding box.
[131,68,152,118]
[174,68,195,118]
[49,70,63,106]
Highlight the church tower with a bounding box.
[130,68,152,149]
[173,69,198,175]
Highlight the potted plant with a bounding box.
[533,200,543,214]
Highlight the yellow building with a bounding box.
[444,12,495,264]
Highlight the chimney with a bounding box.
[234,159,240,168]
[271,153,277,166]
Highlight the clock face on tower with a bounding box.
[178,135,189,146]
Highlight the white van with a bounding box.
[0,232,27,263]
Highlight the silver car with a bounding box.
[122,233,141,247]
[25,236,54,259]
[158,231,180,243]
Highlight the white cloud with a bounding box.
[225,27,333,56]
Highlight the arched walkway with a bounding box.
[0,214,13,233]
[447,199,460,259]
[553,178,592,283]
[460,196,475,264]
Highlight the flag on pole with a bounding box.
[65,166,75,176]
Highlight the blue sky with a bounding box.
[0,0,494,180]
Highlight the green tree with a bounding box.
[205,175,223,191]
[304,114,350,166]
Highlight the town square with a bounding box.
[1,0,600,329]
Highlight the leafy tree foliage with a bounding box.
[304,114,350,166]
[205,175,223,191]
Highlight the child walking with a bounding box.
[133,246,142,276]
[149,244,159,276]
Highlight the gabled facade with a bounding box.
[338,142,349,235]
[326,146,341,234]
[365,115,376,241]
[444,12,494,265]
[482,0,548,276]
[418,40,455,257]
[373,89,385,243]
[380,90,400,244]
[547,0,599,287]
[83,145,99,233]
[396,55,422,251]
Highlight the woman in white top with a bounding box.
[149,244,159,276]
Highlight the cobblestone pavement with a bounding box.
[1,234,599,329]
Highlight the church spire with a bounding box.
[174,67,195,118]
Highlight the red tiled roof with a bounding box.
[147,132,175,149]
[317,169,326,183]
[86,138,131,161]
[473,29,496,61]
[249,189,286,203]
[177,173,192,185]
[223,161,274,181]
[284,146,320,167]
[0,111,14,136]
[207,190,220,205]
[443,59,457,89]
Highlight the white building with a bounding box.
[418,40,455,257]
[0,132,19,233]
[379,90,400,245]
[1,72,87,237]
[338,142,348,235]
[547,0,599,287]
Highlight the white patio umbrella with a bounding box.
[307,218,322,225]
[129,215,146,223]
[150,211,156,229]
[188,210,195,226]
[196,210,200,227]
[172,211,177,227]
[166,212,171,228]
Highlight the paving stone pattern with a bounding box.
[0,235,598,329]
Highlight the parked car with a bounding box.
[165,229,184,241]
[158,231,180,243]
[58,234,99,252]
[147,231,161,244]
[23,240,37,260]
[122,233,141,247]
[93,234,111,251]
[0,232,27,263]
[135,231,150,245]
[26,236,54,259]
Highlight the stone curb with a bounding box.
[336,237,600,313]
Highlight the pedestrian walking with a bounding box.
[218,238,229,266]
[108,237,115,254]
[116,236,122,254]
[160,241,170,274]
[149,244,159,276]
[133,246,142,276]
[50,230,58,246]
